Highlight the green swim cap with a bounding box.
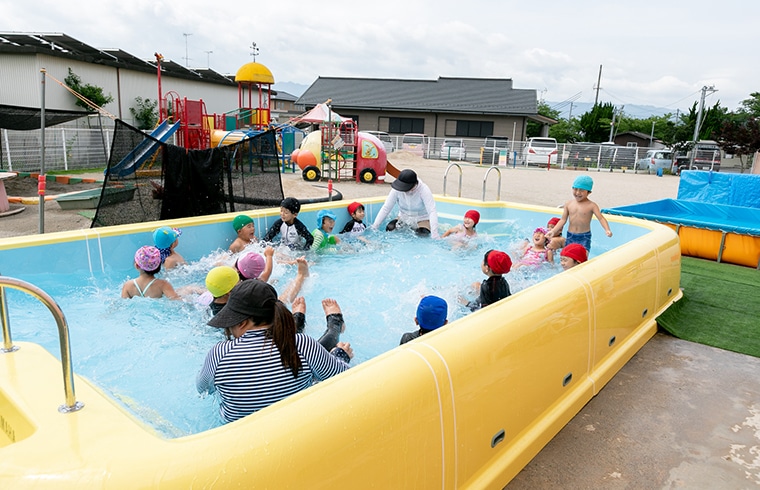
[233,214,253,232]
[572,175,593,191]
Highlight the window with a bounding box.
[454,120,494,138]
[389,117,424,134]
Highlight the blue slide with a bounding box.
[107,120,181,177]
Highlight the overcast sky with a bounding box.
[3,0,756,117]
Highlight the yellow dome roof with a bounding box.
[234,62,275,84]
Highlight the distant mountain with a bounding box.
[548,101,676,121]
[273,82,309,98]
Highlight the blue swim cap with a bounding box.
[317,209,337,227]
[416,295,447,331]
[153,226,178,249]
[572,175,593,191]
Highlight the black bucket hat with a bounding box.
[207,279,278,329]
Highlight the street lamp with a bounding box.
[204,50,213,68]
[250,42,259,62]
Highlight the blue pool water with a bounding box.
[4,211,632,438]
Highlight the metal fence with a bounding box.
[0,127,118,172]
[1,127,667,174]
[391,135,662,172]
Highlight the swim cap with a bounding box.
[236,252,265,280]
[347,202,364,215]
[205,266,239,298]
[391,169,418,192]
[317,209,337,227]
[534,227,547,235]
[233,214,253,232]
[416,295,448,331]
[465,209,480,225]
[572,175,593,191]
[153,226,178,249]
[560,243,588,263]
[547,217,560,228]
[486,250,512,275]
[134,245,161,272]
[281,197,301,214]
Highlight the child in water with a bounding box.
[262,197,313,251]
[442,209,479,240]
[340,202,367,234]
[560,243,588,270]
[153,226,186,270]
[513,227,552,269]
[229,214,257,253]
[121,246,180,300]
[463,249,512,311]
[311,209,341,251]
[546,175,612,252]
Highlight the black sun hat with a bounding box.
[391,169,418,192]
[207,279,278,329]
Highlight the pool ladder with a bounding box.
[0,275,84,413]
[443,163,502,200]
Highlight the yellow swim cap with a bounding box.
[205,266,239,298]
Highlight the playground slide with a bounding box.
[107,120,181,178]
[385,160,400,178]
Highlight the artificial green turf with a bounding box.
[657,257,760,358]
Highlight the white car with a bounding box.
[441,139,466,160]
[522,137,558,166]
[365,131,394,154]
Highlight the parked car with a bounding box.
[480,136,510,165]
[674,140,722,174]
[440,138,466,160]
[401,133,429,158]
[522,137,558,166]
[636,149,673,173]
[365,130,394,154]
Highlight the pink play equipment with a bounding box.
[289,102,395,184]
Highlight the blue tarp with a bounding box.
[603,199,760,237]
[677,170,760,209]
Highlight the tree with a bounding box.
[130,97,158,130]
[578,102,615,142]
[737,92,760,117]
[64,68,114,111]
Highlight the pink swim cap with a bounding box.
[135,246,161,271]
[236,252,265,279]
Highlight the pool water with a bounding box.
[6,221,584,437]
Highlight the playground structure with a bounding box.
[289,110,395,184]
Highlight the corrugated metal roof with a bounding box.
[297,77,537,116]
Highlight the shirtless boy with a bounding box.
[545,175,612,252]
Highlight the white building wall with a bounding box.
[1,53,242,125]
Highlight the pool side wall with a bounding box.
[0,196,682,488]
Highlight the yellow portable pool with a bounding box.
[0,196,682,488]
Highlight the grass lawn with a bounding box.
[657,256,760,358]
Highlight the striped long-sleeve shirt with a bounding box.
[197,329,349,423]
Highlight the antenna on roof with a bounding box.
[250,42,259,62]
[183,33,192,67]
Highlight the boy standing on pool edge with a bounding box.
[546,175,612,252]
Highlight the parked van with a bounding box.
[522,137,558,166]
[401,133,429,158]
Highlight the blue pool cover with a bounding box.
[603,199,760,237]
[677,170,760,209]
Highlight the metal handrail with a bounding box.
[482,166,502,201]
[0,276,84,413]
[443,163,463,197]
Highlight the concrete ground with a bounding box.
[2,154,758,488]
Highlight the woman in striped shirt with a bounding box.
[197,279,353,423]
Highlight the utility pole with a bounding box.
[183,33,192,67]
[608,105,623,142]
[250,42,259,62]
[690,85,717,168]
[593,64,602,106]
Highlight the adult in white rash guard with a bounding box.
[371,169,439,238]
